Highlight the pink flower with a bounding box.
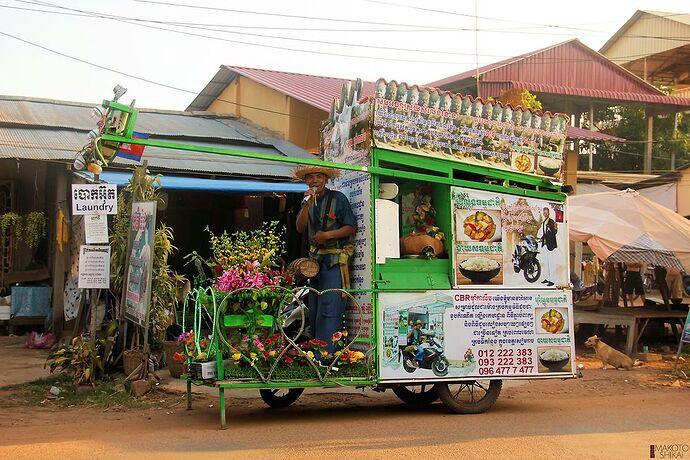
[331,331,342,342]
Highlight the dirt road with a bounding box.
[1,346,689,460]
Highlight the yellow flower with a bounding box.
[232,352,242,361]
[306,351,315,360]
[249,352,257,360]
[268,350,276,357]
[196,352,207,360]
[342,330,348,337]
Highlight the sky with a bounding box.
[0,0,688,111]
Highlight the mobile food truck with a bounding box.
[95,78,576,428]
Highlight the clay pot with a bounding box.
[401,233,444,257]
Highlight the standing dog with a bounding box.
[584,335,634,370]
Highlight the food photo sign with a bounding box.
[378,290,575,381]
[370,78,568,183]
[451,187,568,288]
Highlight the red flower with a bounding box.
[172,352,186,362]
[309,339,327,348]
[418,225,427,233]
[328,211,336,220]
[283,356,293,365]
[215,264,223,274]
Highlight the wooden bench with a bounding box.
[574,307,687,355]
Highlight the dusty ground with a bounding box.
[1,336,689,459]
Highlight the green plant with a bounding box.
[0,212,23,243]
[109,167,185,348]
[45,334,104,386]
[207,221,286,272]
[24,211,46,249]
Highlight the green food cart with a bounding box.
[95,78,577,428]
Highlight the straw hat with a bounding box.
[293,165,341,181]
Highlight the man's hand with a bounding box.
[312,231,330,245]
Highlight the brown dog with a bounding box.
[584,335,634,370]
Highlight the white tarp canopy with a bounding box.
[569,189,690,272]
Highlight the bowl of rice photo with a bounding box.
[538,348,570,372]
[458,256,501,283]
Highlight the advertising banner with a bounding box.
[124,201,157,327]
[72,183,118,215]
[378,290,575,381]
[371,79,568,183]
[323,79,373,347]
[452,187,568,288]
[321,78,371,166]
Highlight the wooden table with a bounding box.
[574,307,687,355]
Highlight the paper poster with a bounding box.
[84,214,109,244]
[78,245,110,289]
[378,290,575,381]
[124,201,157,327]
[452,187,568,288]
[72,183,118,215]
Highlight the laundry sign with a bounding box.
[72,183,118,215]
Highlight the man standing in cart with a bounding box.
[295,165,357,355]
[538,206,558,286]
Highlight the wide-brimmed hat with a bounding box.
[293,165,341,181]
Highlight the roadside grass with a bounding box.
[0,374,184,410]
[672,352,690,381]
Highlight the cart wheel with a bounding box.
[392,384,439,405]
[435,380,502,414]
[259,388,304,408]
[402,356,417,373]
[432,356,449,377]
[524,259,541,283]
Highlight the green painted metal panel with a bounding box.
[377,258,452,290]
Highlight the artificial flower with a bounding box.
[306,351,315,360]
[172,352,186,362]
[331,331,342,342]
[232,352,242,361]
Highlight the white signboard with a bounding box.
[84,214,109,244]
[378,290,575,381]
[72,183,118,215]
[78,245,111,289]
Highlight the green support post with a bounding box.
[186,379,192,410]
[219,387,226,430]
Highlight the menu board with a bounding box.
[378,290,575,381]
[370,78,567,183]
[452,187,568,288]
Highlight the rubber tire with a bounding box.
[402,356,417,373]
[392,385,439,405]
[432,356,449,377]
[435,380,502,414]
[259,388,304,408]
[523,258,541,283]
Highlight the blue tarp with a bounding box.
[98,171,307,193]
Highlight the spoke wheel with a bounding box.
[392,384,440,405]
[435,380,502,414]
[524,259,541,283]
[259,388,304,409]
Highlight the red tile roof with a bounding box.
[225,66,377,112]
[566,125,624,142]
[426,39,690,108]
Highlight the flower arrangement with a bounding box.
[464,347,475,362]
[173,330,210,363]
[330,330,366,365]
[208,221,286,273]
[411,187,445,242]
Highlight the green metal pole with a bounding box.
[219,387,226,430]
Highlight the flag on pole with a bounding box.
[116,131,149,161]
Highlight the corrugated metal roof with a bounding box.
[425,40,690,108]
[187,66,377,112]
[566,126,625,142]
[0,96,313,179]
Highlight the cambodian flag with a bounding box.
[116,131,149,161]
